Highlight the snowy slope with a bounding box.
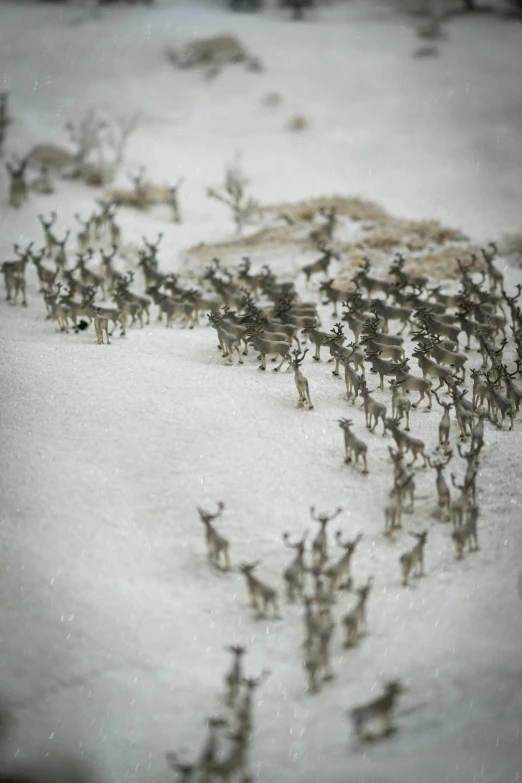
[1,2,522,783]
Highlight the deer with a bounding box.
[470,411,486,453]
[339,418,368,474]
[309,506,342,569]
[427,451,452,512]
[6,155,29,207]
[342,576,373,648]
[415,309,461,345]
[452,503,479,559]
[39,211,60,257]
[235,671,269,735]
[224,645,247,708]
[302,246,339,284]
[93,307,110,345]
[370,299,413,335]
[392,364,433,409]
[450,474,471,529]
[483,372,514,430]
[282,531,308,602]
[433,391,452,449]
[290,348,314,409]
[412,346,457,392]
[400,531,428,586]
[196,716,229,783]
[352,258,393,299]
[361,314,404,347]
[197,502,230,570]
[389,252,429,293]
[45,285,71,331]
[388,379,411,430]
[360,379,387,434]
[320,278,350,316]
[209,312,244,365]
[114,272,151,324]
[457,443,480,504]
[384,419,427,468]
[323,532,363,598]
[238,562,280,619]
[301,321,342,361]
[388,447,415,511]
[32,248,58,291]
[350,681,405,741]
[206,729,250,783]
[420,336,468,380]
[340,353,364,403]
[74,251,106,297]
[500,364,522,415]
[470,368,489,411]
[74,213,93,254]
[364,350,405,391]
[341,295,369,344]
[449,384,474,439]
[100,245,121,293]
[245,329,292,371]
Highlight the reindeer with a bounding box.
[388,379,411,430]
[412,346,457,392]
[339,418,368,474]
[350,681,405,740]
[341,295,369,344]
[309,506,341,569]
[32,247,58,292]
[392,364,433,409]
[209,312,244,365]
[74,251,105,296]
[352,257,393,300]
[400,531,428,586]
[282,531,308,602]
[483,372,514,430]
[235,671,269,735]
[93,307,110,345]
[452,504,479,559]
[415,309,461,345]
[115,271,151,324]
[197,502,230,570]
[39,211,60,257]
[342,576,373,647]
[450,474,471,529]
[196,716,229,783]
[54,230,70,271]
[470,368,489,411]
[500,364,522,415]
[323,532,362,598]
[360,379,387,434]
[301,321,341,361]
[364,350,405,391]
[421,336,468,380]
[361,314,404,348]
[433,391,452,449]
[6,156,29,207]
[389,252,428,293]
[74,213,93,254]
[427,451,452,512]
[449,384,474,439]
[290,348,313,409]
[384,419,427,468]
[320,278,349,316]
[224,645,246,708]
[388,447,415,511]
[340,353,364,403]
[238,562,280,619]
[370,299,412,335]
[302,245,338,284]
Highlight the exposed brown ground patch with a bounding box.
[186,195,483,280]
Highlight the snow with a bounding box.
[1,2,522,782]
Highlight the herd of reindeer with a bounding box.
[2,185,522,782]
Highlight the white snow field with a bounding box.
[1,1,522,782]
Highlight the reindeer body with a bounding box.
[400,531,427,586]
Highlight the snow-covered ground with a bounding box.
[1,2,522,782]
